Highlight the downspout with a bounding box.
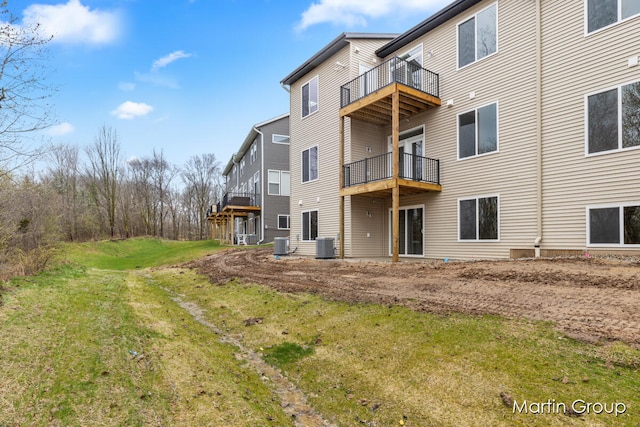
[535,0,543,257]
[280,82,291,93]
[254,126,266,244]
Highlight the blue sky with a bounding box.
[12,0,451,168]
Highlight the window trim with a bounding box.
[301,75,319,119]
[585,79,640,157]
[249,142,257,164]
[456,2,498,70]
[586,202,640,247]
[272,134,290,145]
[457,101,500,160]
[277,214,291,230]
[267,170,290,196]
[301,145,319,183]
[584,0,640,35]
[457,194,501,242]
[267,169,281,196]
[301,209,319,242]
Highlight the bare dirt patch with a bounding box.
[187,248,640,349]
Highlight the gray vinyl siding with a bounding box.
[540,0,640,253]
[262,116,290,242]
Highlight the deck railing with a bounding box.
[214,191,260,213]
[343,152,440,188]
[340,56,439,108]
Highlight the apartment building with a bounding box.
[208,114,290,244]
[281,0,640,260]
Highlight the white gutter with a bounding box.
[255,126,266,244]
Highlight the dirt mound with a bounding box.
[188,248,640,349]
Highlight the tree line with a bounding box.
[0,124,223,279]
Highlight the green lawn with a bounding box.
[0,238,638,426]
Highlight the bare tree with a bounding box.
[181,153,220,240]
[85,125,121,238]
[0,2,54,171]
[47,144,80,240]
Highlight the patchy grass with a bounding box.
[60,238,222,270]
[0,240,292,427]
[2,239,639,426]
[164,273,640,427]
[263,342,315,367]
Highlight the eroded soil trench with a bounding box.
[188,248,640,349]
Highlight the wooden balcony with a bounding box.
[207,192,260,244]
[340,152,441,197]
[340,56,441,125]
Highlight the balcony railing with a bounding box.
[213,191,260,214]
[343,152,440,188]
[340,56,440,108]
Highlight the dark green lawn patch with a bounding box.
[263,342,314,367]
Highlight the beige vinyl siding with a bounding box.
[541,0,640,252]
[289,38,392,257]
[346,0,540,259]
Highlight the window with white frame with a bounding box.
[587,0,640,33]
[278,214,290,230]
[458,102,498,159]
[302,76,319,118]
[268,170,290,196]
[588,204,640,245]
[240,159,245,176]
[458,3,497,68]
[459,196,499,241]
[302,146,318,182]
[302,210,318,241]
[273,134,290,144]
[250,142,257,164]
[253,171,260,195]
[587,81,640,154]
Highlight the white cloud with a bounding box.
[111,101,153,120]
[296,0,450,31]
[22,0,121,45]
[151,50,193,71]
[48,122,75,136]
[118,82,136,91]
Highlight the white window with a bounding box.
[586,0,640,33]
[268,170,290,196]
[278,214,290,230]
[586,80,640,155]
[253,171,260,196]
[302,210,318,241]
[458,3,497,68]
[458,102,498,159]
[458,196,499,241]
[302,146,318,183]
[302,76,319,118]
[250,142,257,164]
[240,159,245,176]
[273,134,290,144]
[588,204,640,245]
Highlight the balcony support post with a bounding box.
[339,115,345,259]
[391,91,400,263]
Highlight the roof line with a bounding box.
[376,0,481,57]
[281,32,398,86]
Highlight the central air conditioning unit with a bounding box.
[316,237,335,259]
[274,237,289,256]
